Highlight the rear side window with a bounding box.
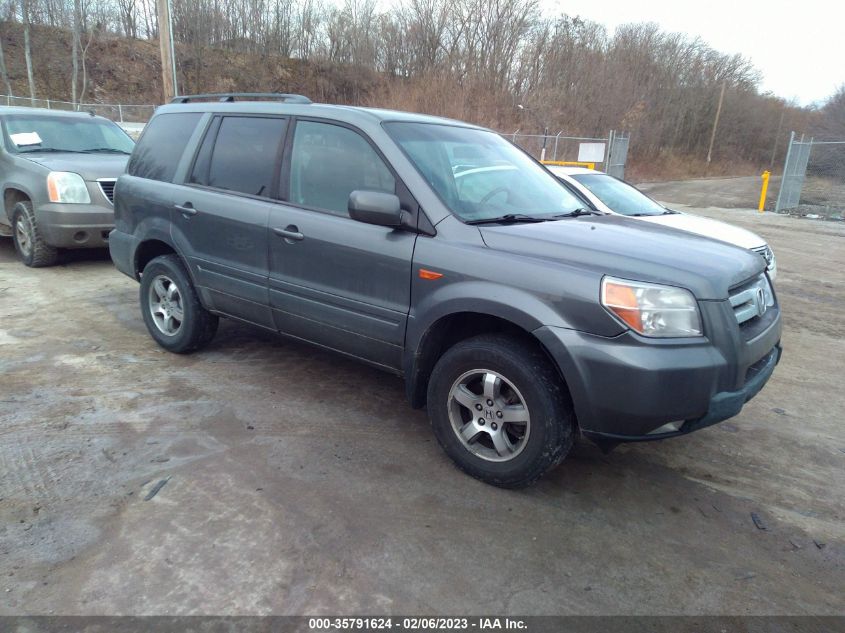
[128,112,202,182]
[288,121,395,216]
[190,116,287,198]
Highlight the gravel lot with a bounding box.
[1,204,843,615]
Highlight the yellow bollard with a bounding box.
[758,171,770,212]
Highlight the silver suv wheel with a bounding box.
[15,215,32,258]
[148,274,184,336]
[447,369,531,462]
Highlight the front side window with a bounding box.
[288,121,395,216]
[4,114,135,155]
[384,122,585,222]
[572,174,667,216]
[128,112,202,182]
[191,116,287,197]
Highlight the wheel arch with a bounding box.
[134,238,180,278]
[4,187,32,221]
[404,310,575,414]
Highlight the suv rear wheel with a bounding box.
[12,201,58,267]
[427,334,575,488]
[140,254,218,353]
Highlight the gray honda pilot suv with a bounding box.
[109,94,782,488]
[1,107,134,266]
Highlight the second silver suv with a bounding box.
[0,107,134,266]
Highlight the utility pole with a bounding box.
[706,81,726,164]
[769,107,786,170]
[156,0,178,102]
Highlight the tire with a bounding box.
[427,334,575,488]
[11,201,58,267]
[139,254,218,353]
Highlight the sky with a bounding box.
[540,0,843,106]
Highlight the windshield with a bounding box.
[385,122,586,222]
[4,114,135,154]
[571,173,667,216]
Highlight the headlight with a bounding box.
[47,172,90,204]
[601,276,702,337]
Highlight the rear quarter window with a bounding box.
[127,112,202,182]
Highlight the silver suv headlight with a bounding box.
[601,276,702,337]
[47,171,91,204]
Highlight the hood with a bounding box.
[637,212,767,250]
[479,215,764,300]
[21,153,129,181]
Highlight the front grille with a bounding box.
[729,274,775,327]
[752,244,774,269]
[98,179,116,204]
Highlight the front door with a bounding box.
[268,119,416,370]
[173,115,288,329]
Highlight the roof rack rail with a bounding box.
[171,93,312,104]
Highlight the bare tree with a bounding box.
[0,25,12,99]
[72,0,81,105]
[21,0,38,103]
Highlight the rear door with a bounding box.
[173,114,288,329]
[267,119,417,371]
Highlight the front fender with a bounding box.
[406,280,571,354]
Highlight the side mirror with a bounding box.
[348,190,403,227]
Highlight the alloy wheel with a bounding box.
[15,215,32,258]
[447,369,531,462]
[148,274,184,336]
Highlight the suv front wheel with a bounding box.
[139,254,218,353]
[12,201,58,267]
[427,334,575,488]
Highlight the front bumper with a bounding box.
[534,307,782,443]
[35,202,114,249]
[582,344,781,444]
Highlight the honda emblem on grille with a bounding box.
[755,287,767,317]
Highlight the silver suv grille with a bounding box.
[752,244,774,269]
[98,179,116,204]
[729,274,775,326]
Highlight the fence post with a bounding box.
[758,171,770,212]
[46,99,51,109]
[118,104,124,122]
[775,131,795,212]
[553,132,561,161]
[540,127,549,162]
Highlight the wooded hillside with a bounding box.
[0,0,828,178]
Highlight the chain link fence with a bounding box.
[776,132,845,220]
[1,94,156,124]
[504,130,630,178]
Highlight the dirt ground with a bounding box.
[637,176,780,209]
[639,175,845,220]
[1,204,844,616]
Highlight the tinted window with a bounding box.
[288,121,395,216]
[128,112,202,182]
[195,116,287,197]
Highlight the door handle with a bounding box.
[175,203,198,217]
[273,226,304,242]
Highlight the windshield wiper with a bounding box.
[81,147,131,154]
[553,207,601,218]
[19,147,86,154]
[465,213,552,225]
